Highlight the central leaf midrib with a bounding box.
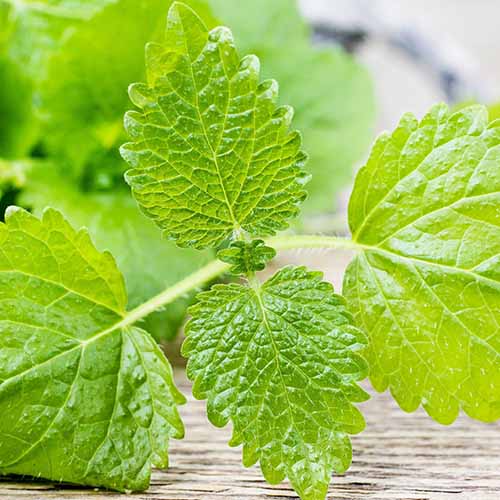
[83,333,123,476]
[179,12,239,232]
[364,245,500,290]
[353,125,481,240]
[360,252,459,405]
[0,269,124,315]
[0,319,128,389]
[0,348,85,469]
[252,287,314,475]
[373,190,500,248]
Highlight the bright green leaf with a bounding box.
[488,102,500,121]
[37,0,173,185]
[1,0,116,78]
[183,265,368,500]
[1,0,214,188]
[36,0,217,189]
[20,163,213,341]
[0,57,37,158]
[455,100,500,123]
[121,2,309,249]
[0,2,11,47]
[208,0,375,214]
[0,207,184,491]
[0,0,117,166]
[344,104,500,424]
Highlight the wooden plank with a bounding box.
[1,370,499,500]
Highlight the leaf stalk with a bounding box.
[123,235,362,327]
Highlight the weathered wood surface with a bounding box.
[1,369,499,500]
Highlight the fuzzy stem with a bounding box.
[122,259,229,328]
[268,234,364,252]
[122,234,363,326]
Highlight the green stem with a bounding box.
[267,234,364,252]
[122,259,229,328]
[122,235,363,327]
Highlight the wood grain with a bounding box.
[1,369,499,500]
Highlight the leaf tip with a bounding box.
[258,78,279,102]
[208,25,234,45]
[4,204,23,221]
[168,0,208,30]
[240,54,260,75]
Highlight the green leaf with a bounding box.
[0,2,11,47]
[121,2,309,249]
[36,0,217,190]
[488,102,500,121]
[1,0,214,189]
[37,0,173,186]
[344,104,500,424]
[0,57,37,158]
[217,239,275,275]
[0,0,118,163]
[0,206,184,491]
[455,101,500,123]
[20,163,213,341]
[2,0,115,79]
[208,0,375,214]
[183,266,368,500]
